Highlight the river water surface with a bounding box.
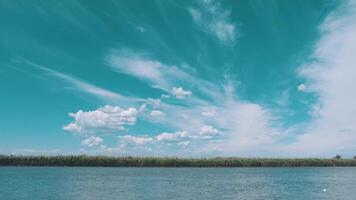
[1,167,355,200]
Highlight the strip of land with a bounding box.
[1,155,356,167]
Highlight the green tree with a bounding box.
[334,154,342,159]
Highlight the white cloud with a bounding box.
[161,94,170,99]
[108,50,190,90]
[211,20,235,42]
[201,108,217,117]
[121,135,154,145]
[113,76,282,154]
[297,83,307,92]
[188,0,236,43]
[291,0,356,155]
[146,98,162,107]
[22,60,123,101]
[63,105,138,133]
[137,26,145,32]
[150,110,166,117]
[171,87,192,99]
[138,104,147,112]
[65,60,283,155]
[200,125,219,136]
[210,101,281,154]
[115,127,220,150]
[107,49,219,101]
[57,0,356,157]
[156,131,190,142]
[189,8,202,22]
[11,148,61,155]
[178,141,190,147]
[81,136,103,147]
[276,90,290,106]
[62,123,82,133]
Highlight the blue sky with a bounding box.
[1,0,356,157]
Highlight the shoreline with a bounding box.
[1,155,356,167]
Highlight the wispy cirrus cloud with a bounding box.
[188,0,236,43]
[21,60,124,102]
[107,49,222,102]
[107,49,191,91]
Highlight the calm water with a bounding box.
[1,167,356,200]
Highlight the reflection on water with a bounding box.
[0,167,355,200]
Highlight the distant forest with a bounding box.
[1,155,356,167]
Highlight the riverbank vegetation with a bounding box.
[1,155,356,167]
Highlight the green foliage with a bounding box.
[0,155,356,167]
[334,154,342,159]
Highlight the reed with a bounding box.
[1,155,356,167]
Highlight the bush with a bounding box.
[334,154,342,159]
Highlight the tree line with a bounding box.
[1,155,356,167]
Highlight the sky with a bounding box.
[1,0,356,157]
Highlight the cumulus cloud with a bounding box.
[63,105,138,133]
[156,131,190,142]
[188,0,236,43]
[121,135,154,145]
[150,110,166,117]
[200,125,219,136]
[171,87,192,99]
[81,136,103,147]
[115,127,221,150]
[297,83,307,92]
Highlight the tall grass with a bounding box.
[1,155,356,167]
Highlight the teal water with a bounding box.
[1,167,356,200]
